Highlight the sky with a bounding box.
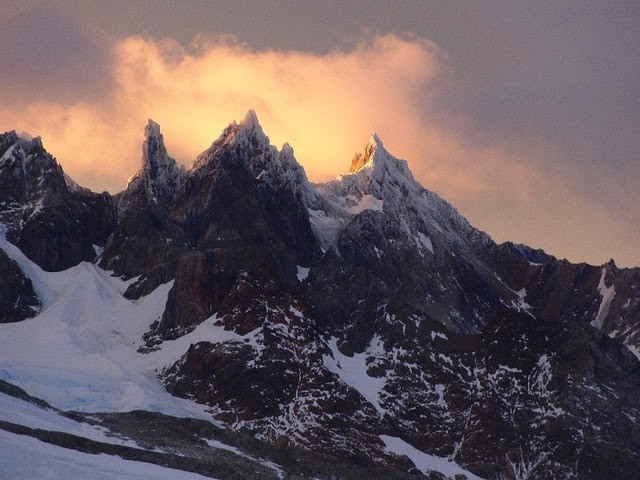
[1,1,638,267]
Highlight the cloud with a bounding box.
[0,32,538,198]
[0,4,114,105]
[0,31,637,266]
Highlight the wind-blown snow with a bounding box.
[0,430,215,480]
[592,267,616,328]
[379,435,484,480]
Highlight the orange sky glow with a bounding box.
[1,29,638,268]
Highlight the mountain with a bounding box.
[1,113,639,480]
[0,131,116,272]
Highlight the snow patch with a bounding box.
[379,435,484,480]
[0,430,214,480]
[592,267,616,328]
[626,344,640,361]
[323,337,387,416]
[296,265,310,282]
[92,244,104,259]
[430,331,448,341]
[415,231,434,254]
[512,288,532,314]
[345,194,384,215]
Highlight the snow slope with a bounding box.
[0,231,209,419]
[0,430,215,480]
[380,435,483,480]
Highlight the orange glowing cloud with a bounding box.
[1,32,637,266]
[0,33,529,199]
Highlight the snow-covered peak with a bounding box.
[338,133,417,200]
[349,133,383,173]
[240,109,263,135]
[144,118,162,140]
[309,133,493,255]
[189,111,311,200]
[128,119,184,204]
[0,131,47,166]
[191,110,271,171]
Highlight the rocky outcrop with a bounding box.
[0,248,40,322]
[3,114,640,479]
[100,121,190,298]
[0,131,116,271]
[154,119,640,478]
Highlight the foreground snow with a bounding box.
[1,231,485,479]
[0,392,138,448]
[0,430,215,480]
[0,232,209,419]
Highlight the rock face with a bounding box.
[0,131,116,271]
[0,248,40,322]
[102,112,319,336]
[1,114,640,479]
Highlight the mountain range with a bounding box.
[1,112,639,479]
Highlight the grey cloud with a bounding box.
[0,3,114,105]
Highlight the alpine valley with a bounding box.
[1,112,639,479]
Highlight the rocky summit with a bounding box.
[1,112,639,480]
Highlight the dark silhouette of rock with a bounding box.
[0,131,116,271]
[0,248,40,322]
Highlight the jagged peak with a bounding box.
[144,118,162,140]
[191,110,272,171]
[127,119,183,203]
[240,109,262,134]
[343,133,415,190]
[349,133,383,173]
[0,130,53,169]
[142,118,169,165]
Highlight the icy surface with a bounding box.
[592,267,616,328]
[0,232,211,419]
[0,392,138,448]
[380,435,484,480]
[0,430,215,480]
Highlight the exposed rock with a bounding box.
[3,115,640,479]
[0,248,40,322]
[0,131,116,271]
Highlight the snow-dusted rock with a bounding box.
[2,113,640,479]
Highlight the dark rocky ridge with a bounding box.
[0,248,40,322]
[0,131,116,272]
[1,114,640,479]
[102,112,320,339]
